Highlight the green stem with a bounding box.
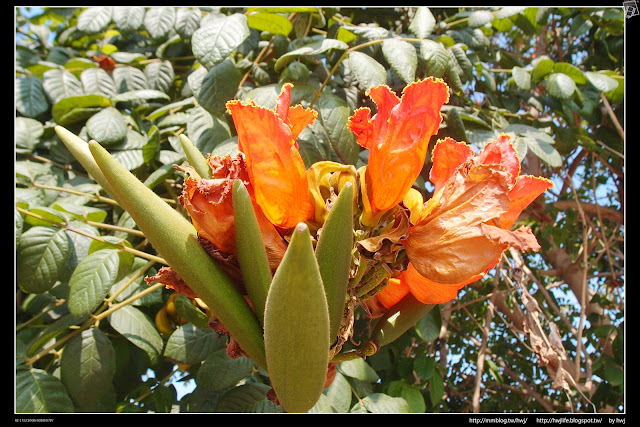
[355,262,389,298]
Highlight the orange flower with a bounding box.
[179,154,287,271]
[226,84,316,229]
[377,134,553,307]
[347,78,450,214]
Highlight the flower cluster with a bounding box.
[174,78,552,327]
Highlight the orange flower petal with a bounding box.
[403,263,474,305]
[276,83,318,141]
[275,83,293,120]
[226,100,314,229]
[182,175,237,254]
[375,277,409,309]
[500,175,554,229]
[347,107,373,149]
[404,163,512,284]
[429,137,474,192]
[365,78,450,212]
[287,104,318,141]
[476,133,520,186]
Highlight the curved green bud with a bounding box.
[54,126,117,200]
[87,140,266,369]
[263,223,330,413]
[369,294,435,348]
[232,179,272,327]
[178,134,211,179]
[315,181,354,341]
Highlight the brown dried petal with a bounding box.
[144,266,198,298]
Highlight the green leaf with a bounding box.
[16,117,44,154]
[468,10,494,28]
[486,359,504,384]
[52,94,112,127]
[247,11,293,36]
[315,182,354,341]
[585,71,619,93]
[370,294,436,347]
[111,89,170,104]
[86,107,128,146]
[112,66,149,93]
[108,305,164,364]
[531,56,554,82]
[233,180,272,327]
[60,328,116,408]
[274,38,348,72]
[504,124,562,167]
[413,356,436,381]
[387,380,426,413]
[53,202,108,223]
[414,305,442,342]
[495,6,526,19]
[546,72,577,100]
[316,92,360,165]
[523,136,562,167]
[174,8,201,39]
[110,129,147,171]
[192,14,250,70]
[602,365,623,386]
[164,323,226,365]
[42,68,84,104]
[492,16,513,32]
[23,206,68,227]
[215,383,278,413]
[341,24,388,40]
[193,58,242,115]
[153,384,177,413]
[448,44,473,80]
[143,125,160,163]
[339,358,379,383]
[348,51,387,91]
[80,67,117,98]
[446,108,467,142]
[196,349,255,392]
[144,60,175,93]
[409,7,436,38]
[186,105,232,153]
[174,294,210,328]
[263,223,330,413]
[77,7,113,34]
[512,66,531,90]
[382,39,417,84]
[15,368,74,413]
[16,74,49,118]
[429,372,445,405]
[17,226,71,294]
[351,393,410,413]
[68,249,132,316]
[322,371,351,413]
[112,6,145,33]
[419,40,451,78]
[27,313,88,356]
[553,62,587,85]
[143,6,176,40]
